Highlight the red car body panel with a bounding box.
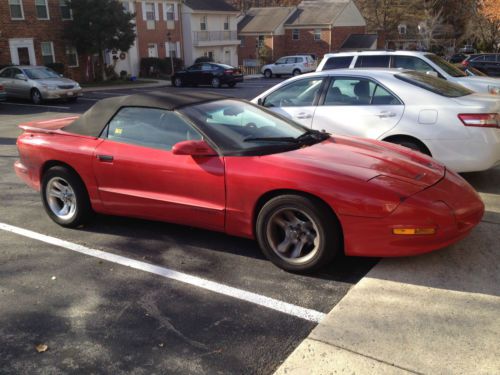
[14,117,484,258]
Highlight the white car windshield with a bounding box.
[425,54,467,78]
[24,68,60,80]
[396,71,473,97]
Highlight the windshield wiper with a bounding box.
[296,129,329,142]
[243,136,298,143]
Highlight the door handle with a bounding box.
[376,111,396,118]
[97,154,113,162]
[295,112,312,119]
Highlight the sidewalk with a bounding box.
[81,74,263,93]
[81,79,170,92]
[275,192,500,374]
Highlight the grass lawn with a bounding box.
[81,79,159,88]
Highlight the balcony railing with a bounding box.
[193,30,238,43]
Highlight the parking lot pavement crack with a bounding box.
[139,293,208,351]
[309,338,424,375]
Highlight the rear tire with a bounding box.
[264,69,272,79]
[228,82,236,88]
[41,166,93,228]
[387,138,431,156]
[31,88,42,104]
[292,69,301,76]
[256,194,341,272]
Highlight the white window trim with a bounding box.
[41,41,55,64]
[176,41,180,59]
[60,0,73,20]
[35,0,50,20]
[314,29,321,41]
[200,15,207,31]
[163,2,177,22]
[292,29,300,40]
[66,46,79,68]
[173,2,178,21]
[9,0,25,20]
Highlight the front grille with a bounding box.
[58,85,74,89]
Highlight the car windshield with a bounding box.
[425,54,466,77]
[180,99,328,155]
[395,71,473,97]
[23,67,60,79]
[465,66,487,76]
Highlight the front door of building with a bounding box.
[17,47,30,65]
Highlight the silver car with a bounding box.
[0,66,82,104]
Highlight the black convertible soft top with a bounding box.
[64,91,229,137]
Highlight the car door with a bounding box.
[312,76,404,139]
[273,57,287,75]
[284,57,298,74]
[9,68,28,98]
[261,76,326,127]
[0,68,14,96]
[201,63,215,84]
[92,106,226,231]
[185,64,202,84]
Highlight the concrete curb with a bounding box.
[81,79,170,92]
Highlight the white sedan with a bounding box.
[252,69,500,173]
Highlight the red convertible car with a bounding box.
[14,92,484,272]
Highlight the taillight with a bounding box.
[0,84,3,90]
[224,69,233,74]
[462,60,469,67]
[458,113,499,128]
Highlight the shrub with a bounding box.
[140,57,184,78]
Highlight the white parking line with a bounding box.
[78,97,99,101]
[0,222,325,323]
[87,92,125,96]
[1,102,70,110]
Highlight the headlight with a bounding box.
[42,84,57,91]
[74,82,81,88]
[488,85,500,95]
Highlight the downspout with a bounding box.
[179,0,185,63]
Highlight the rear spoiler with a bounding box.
[18,116,80,133]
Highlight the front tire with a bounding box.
[41,166,93,228]
[31,88,42,104]
[256,195,341,272]
[292,69,301,76]
[173,77,183,87]
[228,82,236,88]
[211,77,221,88]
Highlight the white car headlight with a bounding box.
[75,83,81,88]
[488,85,500,95]
[42,84,57,91]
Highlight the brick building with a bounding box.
[237,0,366,65]
[0,0,85,81]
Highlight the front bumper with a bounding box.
[340,169,484,257]
[41,88,82,100]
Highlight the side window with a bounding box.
[484,55,496,62]
[372,85,401,105]
[275,58,286,64]
[12,68,23,78]
[393,56,435,72]
[188,64,202,71]
[354,55,390,68]
[201,63,212,71]
[323,56,353,70]
[106,107,202,150]
[286,57,297,64]
[263,78,324,108]
[324,78,381,106]
[0,69,12,78]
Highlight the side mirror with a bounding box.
[257,98,263,106]
[425,71,438,78]
[15,74,27,81]
[172,140,217,157]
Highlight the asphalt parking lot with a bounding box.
[0,79,378,374]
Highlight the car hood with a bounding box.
[35,77,78,86]
[272,135,445,187]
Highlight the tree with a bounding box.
[64,0,136,80]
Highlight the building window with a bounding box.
[224,16,229,30]
[292,29,300,40]
[165,3,174,21]
[122,1,130,13]
[166,42,177,58]
[9,0,24,20]
[66,46,79,67]
[257,35,264,48]
[238,36,245,47]
[41,42,55,65]
[35,0,49,19]
[60,0,72,20]
[314,29,321,41]
[200,15,207,31]
[145,2,155,20]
